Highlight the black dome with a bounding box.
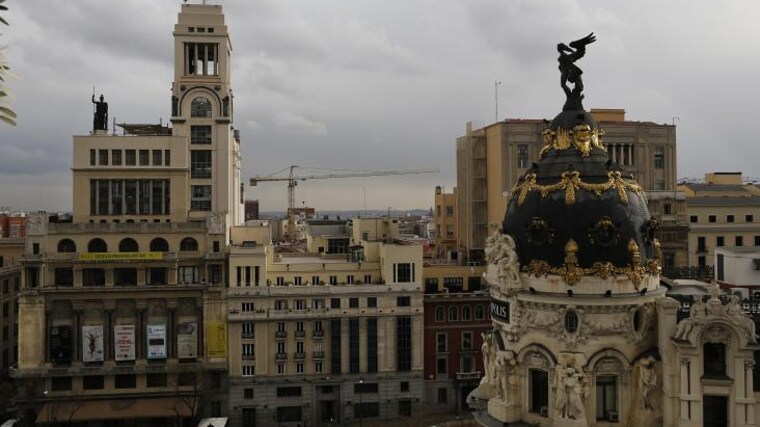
[502,109,659,281]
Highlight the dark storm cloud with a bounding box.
[3,0,760,211]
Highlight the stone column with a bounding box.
[679,357,690,420]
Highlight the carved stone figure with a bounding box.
[553,365,587,421]
[557,33,596,111]
[727,295,756,343]
[481,331,496,385]
[207,211,225,235]
[92,94,108,131]
[25,212,47,236]
[674,297,706,341]
[485,231,520,287]
[494,351,518,404]
[638,356,657,410]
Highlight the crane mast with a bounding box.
[250,165,438,241]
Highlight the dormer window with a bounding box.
[185,43,219,76]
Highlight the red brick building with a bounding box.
[423,290,491,413]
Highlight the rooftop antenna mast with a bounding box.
[494,80,502,123]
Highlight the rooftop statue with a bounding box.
[92,94,108,131]
[558,33,596,111]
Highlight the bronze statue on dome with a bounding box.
[92,94,108,131]
[557,33,596,111]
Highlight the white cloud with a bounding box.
[272,111,327,136]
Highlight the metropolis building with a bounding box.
[13,4,241,426]
[471,36,759,427]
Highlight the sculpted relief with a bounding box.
[485,231,521,291]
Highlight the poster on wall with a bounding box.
[49,325,72,364]
[82,325,104,362]
[114,324,136,361]
[147,324,167,359]
[177,321,198,359]
[206,322,227,359]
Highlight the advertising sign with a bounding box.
[206,322,227,358]
[49,325,72,364]
[79,252,163,262]
[114,324,135,361]
[82,325,104,362]
[490,298,510,323]
[147,324,167,359]
[177,321,198,359]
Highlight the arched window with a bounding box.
[180,237,198,252]
[57,239,77,253]
[435,306,445,322]
[449,306,458,321]
[564,310,579,333]
[150,238,169,252]
[119,238,139,252]
[190,96,212,118]
[474,305,485,320]
[462,305,472,321]
[88,238,107,253]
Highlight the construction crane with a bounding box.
[249,165,438,240]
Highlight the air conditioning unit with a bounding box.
[607,411,619,422]
[539,406,548,417]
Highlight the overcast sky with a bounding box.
[2,0,760,212]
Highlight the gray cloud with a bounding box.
[3,0,760,212]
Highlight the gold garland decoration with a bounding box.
[523,238,662,288]
[511,171,645,207]
[539,124,605,158]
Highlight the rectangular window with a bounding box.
[727,214,735,223]
[654,146,664,169]
[315,362,323,373]
[698,256,706,267]
[139,150,149,166]
[114,374,137,389]
[517,144,529,169]
[755,236,760,247]
[704,342,727,377]
[191,150,212,179]
[346,275,354,284]
[354,402,379,419]
[330,318,341,374]
[595,375,618,421]
[242,365,255,376]
[178,266,199,284]
[654,179,665,190]
[125,149,136,166]
[395,263,413,283]
[529,369,549,414]
[364,274,372,284]
[139,180,151,214]
[747,214,755,222]
[124,180,137,214]
[709,215,717,223]
[462,331,473,350]
[185,43,220,76]
[151,180,164,215]
[329,275,337,285]
[241,302,255,312]
[114,268,137,286]
[241,322,254,339]
[349,318,360,374]
[146,373,167,388]
[437,387,447,403]
[736,236,744,247]
[663,203,672,215]
[164,149,171,166]
[82,268,105,287]
[99,149,108,165]
[367,297,377,308]
[330,298,341,309]
[152,150,162,166]
[276,386,302,397]
[111,180,122,215]
[191,185,212,211]
[98,180,109,215]
[243,388,254,399]
[112,150,122,165]
[367,318,378,373]
[717,236,724,247]
[55,268,74,287]
[191,125,212,144]
[436,333,447,353]
[241,343,255,360]
[82,375,105,390]
[690,215,698,223]
[397,316,412,371]
[397,296,411,307]
[90,149,96,166]
[349,298,359,308]
[698,236,706,252]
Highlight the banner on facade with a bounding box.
[82,325,104,362]
[79,252,163,262]
[114,324,136,361]
[177,321,198,359]
[49,325,72,364]
[206,322,227,358]
[490,298,510,323]
[147,324,167,359]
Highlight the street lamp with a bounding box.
[42,390,51,426]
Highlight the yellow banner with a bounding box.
[79,252,164,261]
[207,322,227,359]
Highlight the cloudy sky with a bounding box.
[2,0,760,212]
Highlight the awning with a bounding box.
[36,397,196,424]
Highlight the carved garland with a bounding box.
[511,171,645,207]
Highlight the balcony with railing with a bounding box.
[275,353,288,361]
[275,331,287,339]
[455,371,482,380]
[313,351,325,359]
[313,330,325,338]
[295,330,306,338]
[294,352,306,360]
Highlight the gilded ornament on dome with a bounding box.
[510,170,644,207]
[587,216,620,247]
[591,262,616,279]
[526,217,555,246]
[571,124,593,156]
[526,260,552,277]
[538,126,605,158]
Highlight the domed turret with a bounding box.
[502,109,661,287]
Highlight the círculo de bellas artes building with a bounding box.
[13,3,242,426]
[469,34,760,427]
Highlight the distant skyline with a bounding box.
[2,0,760,211]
